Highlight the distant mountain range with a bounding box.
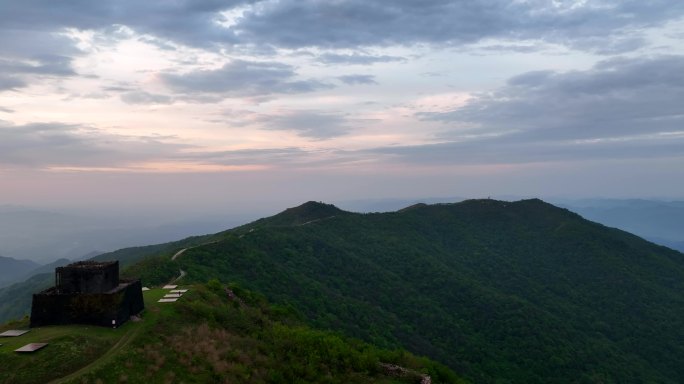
[337,197,684,252]
[2,198,681,266]
[0,255,39,287]
[2,199,683,383]
[0,205,253,264]
[0,252,96,290]
[552,199,684,252]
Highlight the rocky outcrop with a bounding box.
[379,363,431,384]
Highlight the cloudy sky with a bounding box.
[1,0,683,214]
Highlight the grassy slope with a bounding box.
[0,283,463,384]
[127,199,684,383]
[0,233,222,324]
[0,273,54,324]
[0,289,167,384]
[3,199,684,383]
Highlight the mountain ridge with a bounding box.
[2,198,683,383]
[0,255,40,288]
[1,282,464,383]
[242,200,350,229]
[124,198,684,383]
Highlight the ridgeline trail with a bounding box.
[48,323,143,384]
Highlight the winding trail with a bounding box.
[49,323,143,384]
[47,241,219,383]
[171,240,220,261]
[169,240,220,281]
[171,248,187,261]
[173,269,187,282]
[298,215,336,226]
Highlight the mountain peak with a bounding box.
[296,200,343,212]
[397,203,429,212]
[259,201,348,227]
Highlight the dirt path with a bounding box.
[171,248,187,261]
[171,240,219,261]
[49,323,143,384]
[173,269,187,282]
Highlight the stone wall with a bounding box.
[30,279,144,327]
[56,261,119,294]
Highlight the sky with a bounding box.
[1,0,683,215]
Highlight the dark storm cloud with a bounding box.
[363,133,684,166]
[317,53,406,65]
[120,91,174,105]
[103,85,136,92]
[366,55,684,166]
[568,35,648,55]
[0,76,25,91]
[2,1,683,57]
[0,121,189,168]
[337,75,377,85]
[0,43,78,89]
[181,147,309,166]
[0,1,254,90]
[0,56,76,77]
[0,29,82,59]
[423,55,684,141]
[0,8,89,88]
[258,111,353,139]
[188,145,377,168]
[0,0,252,48]
[234,0,512,48]
[477,44,543,53]
[0,120,322,169]
[161,60,332,97]
[232,0,684,52]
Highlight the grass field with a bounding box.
[0,288,178,384]
[1,284,462,384]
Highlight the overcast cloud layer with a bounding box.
[0,0,683,210]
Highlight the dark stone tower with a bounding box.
[30,261,144,328]
[56,261,119,294]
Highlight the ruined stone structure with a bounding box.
[30,261,144,328]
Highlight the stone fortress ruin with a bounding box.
[30,261,144,327]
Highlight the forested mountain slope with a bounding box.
[1,283,461,384]
[0,255,39,288]
[0,234,216,324]
[556,199,684,252]
[127,199,684,383]
[3,199,683,383]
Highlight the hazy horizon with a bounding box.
[3,193,684,220]
[2,194,683,265]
